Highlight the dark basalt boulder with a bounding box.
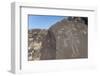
[40,30,56,60]
[28,17,88,60]
[50,18,88,59]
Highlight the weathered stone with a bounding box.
[40,30,56,60]
[28,17,88,60]
[28,29,47,60]
[49,18,88,59]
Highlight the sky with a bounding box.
[28,15,65,29]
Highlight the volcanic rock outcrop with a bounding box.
[28,17,88,60]
[40,30,56,60]
[49,18,88,59]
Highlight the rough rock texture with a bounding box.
[28,29,47,60]
[40,30,56,60]
[28,17,88,60]
[49,18,88,59]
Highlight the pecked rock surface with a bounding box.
[49,18,88,59]
[28,17,88,60]
[40,30,56,60]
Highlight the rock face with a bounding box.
[40,30,56,60]
[49,18,88,59]
[28,17,88,60]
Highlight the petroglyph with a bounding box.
[28,17,88,60]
